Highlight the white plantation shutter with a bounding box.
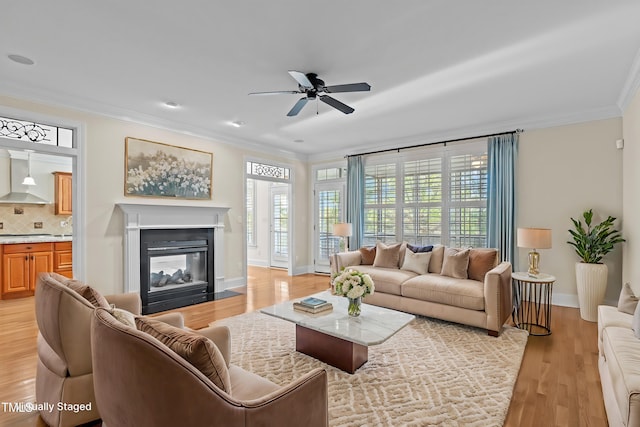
[362,139,488,247]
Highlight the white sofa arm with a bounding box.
[331,251,363,275]
[483,261,513,336]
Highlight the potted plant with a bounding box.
[567,209,625,322]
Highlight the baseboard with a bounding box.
[223,276,246,291]
[248,259,269,267]
[551,293,617,308]
[292,265,313,276]
[552,293,579,308]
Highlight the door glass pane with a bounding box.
[318,189,341,258]
[272,192,288,257]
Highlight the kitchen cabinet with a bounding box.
[2,242,53,299]
[54,241,73,278]
[53,171,72,215]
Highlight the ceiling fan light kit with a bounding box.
[249,70,371,116]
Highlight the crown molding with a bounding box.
[617,47,640,112]
[307,105,622,163]
[0,83,309,163]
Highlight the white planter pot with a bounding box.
[575,262,608,322]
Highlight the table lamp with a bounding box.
[517,227,552,276]
[333,223,353,252]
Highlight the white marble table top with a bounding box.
[512,272,556,283]
[260,290,415,347]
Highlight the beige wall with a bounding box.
[622,88,640,296]
[0,94,628,305]
[517,118,624,306]
[0,95,310,295]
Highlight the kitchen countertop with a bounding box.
[0,234,73,244]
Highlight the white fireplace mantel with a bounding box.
[116,203,230,294]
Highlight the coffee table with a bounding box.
[260,291,415,373]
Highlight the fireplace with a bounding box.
[140,228,214,314]
[117,203,230,311]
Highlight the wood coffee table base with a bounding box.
[295,324,368,374]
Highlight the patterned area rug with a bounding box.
[212,311,528,427]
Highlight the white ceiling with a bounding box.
[2,1,640,160]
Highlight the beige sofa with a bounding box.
[597,305,640,426]
[331,244,512,336]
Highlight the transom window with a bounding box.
[246,161,290,181]
[0,115,73,147]
[363,139,488,248]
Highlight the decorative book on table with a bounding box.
[293,298,333,314]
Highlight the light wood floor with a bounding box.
[0,266,607,427]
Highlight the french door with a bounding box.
[270,185,289,268]
[314,182,344,273]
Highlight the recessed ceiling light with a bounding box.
[294,139,304,143]
[163,101,180,109]
[230,121,245,128]
[8,54,35,65]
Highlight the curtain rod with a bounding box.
[345,129,524,158]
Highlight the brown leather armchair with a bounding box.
[91,307,329,427]
[34,272,184,426]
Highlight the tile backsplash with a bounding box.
[0,204,72,235]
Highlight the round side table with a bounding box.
[512,272,556,336]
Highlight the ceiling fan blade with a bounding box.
[248,90,300,96]
[288,71,314,89]
[324,82,371,93]
[287,97,309,116]
[320,95,354,114]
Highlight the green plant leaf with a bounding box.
[567,209,624,264]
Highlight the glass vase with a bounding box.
[348,297,362,317]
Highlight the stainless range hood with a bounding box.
[0,156,50,205]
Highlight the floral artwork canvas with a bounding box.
[125,137,212,200]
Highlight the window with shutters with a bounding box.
[362,139,487,247]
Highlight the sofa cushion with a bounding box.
[109,308,136,328]
[228,365,279,400]
[441,248,470,279]
[373,242,402,268]
[407,244,434,253]
[64,279,111,309]
[359,246,376,265]
[428,245,445,274]
[401,250,431,275]
[402,274,485,311]
[354,266,417,296]
[618,283,639,315]
[468,248,498,282]
[601,326,640,422]
[135,317,232,393]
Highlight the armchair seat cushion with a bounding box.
[228,365,280,400]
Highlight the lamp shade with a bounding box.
[517,227,552,249]
[333,223,353,237]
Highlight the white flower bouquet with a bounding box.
[332,268,375,299]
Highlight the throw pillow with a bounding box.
[110,308,136,328]
[467,248,498,282]
[359,246,376,265]
[135,317,231,393]
[633,302,640,339]
[401,250,432,275]
[618,283,639,315]
[373,242,402,268]
[407,244,434,253]
[65,280,111,309]
[441,248,471,279]
[428,245,445,274]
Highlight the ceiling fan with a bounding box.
[249,71,371,116]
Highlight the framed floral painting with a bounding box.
[124,137,213,200]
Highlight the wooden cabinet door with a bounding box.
[2,253,31,296]
[54,172,73,215]
[30,251,54,290]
